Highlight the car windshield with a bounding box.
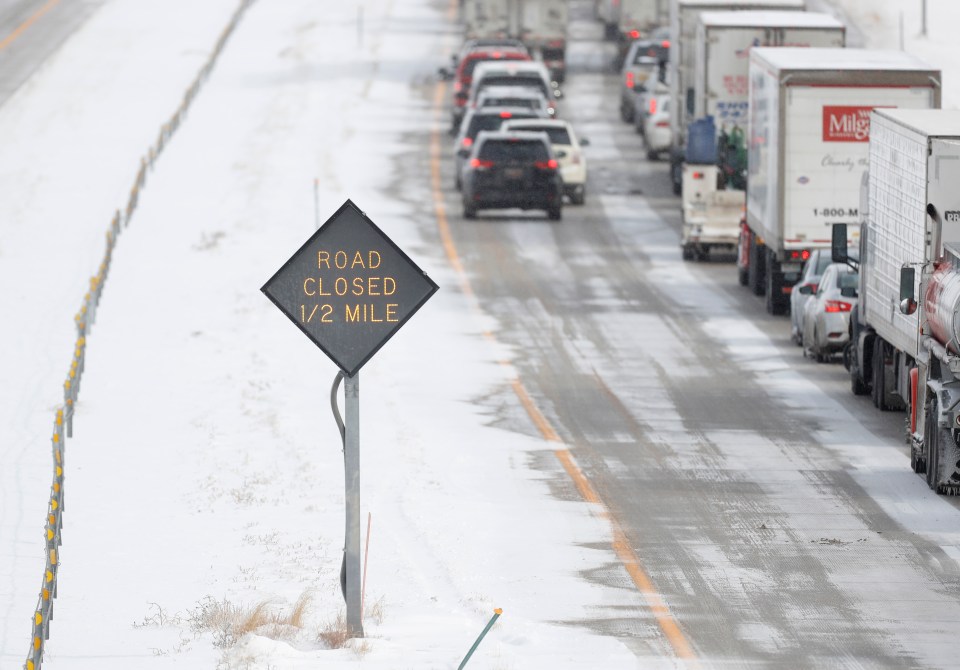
[482,98,539,110]
[813,253,833,275]
[479,75,549,97]
[511,126,571,144]
[632,44,667,65]
[837,272,859,290]
[468,113,535,138]
[463,53,526,78]
[478,139,549,162]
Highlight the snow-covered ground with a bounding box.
[1,0,959,668]
[0,1,645,668]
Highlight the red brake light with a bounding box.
[470,158,494,169]
[661,40,670,49]
[629,30,640,39]
[801,249,811,261]
[535,159,559,170]
[492,51,502,58]
[500,111,512,118]
[626,71,635,89]
[788,249,809,261]
[649,98,657,115]
[692,171,705,179]
[462,137,473,148]
[824,300,852,313]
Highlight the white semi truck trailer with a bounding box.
[833,109,960,493]
[680,10,844,261]
[668,0,805,197]
[741,48,940,315]
[463,0,568,82]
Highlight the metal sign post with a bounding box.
[262,199,438,637]
[342,372,362,633]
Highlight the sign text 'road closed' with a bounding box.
[261,199,438,376]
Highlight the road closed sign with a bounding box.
[262,199,438,376]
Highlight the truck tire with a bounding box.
[765,250,787,315]
[871,339,904,411]
[671,160,682,196]
[850,353,869,395]
[748,237,765,296]
[925,399,944,491]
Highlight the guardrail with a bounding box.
[23,1,255,667]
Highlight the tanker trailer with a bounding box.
[834,109,960,494]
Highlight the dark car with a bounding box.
[453,106,545,189]
[461,130,563,221]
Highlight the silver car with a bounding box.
[800,263,859,363]
[790,248,856,345]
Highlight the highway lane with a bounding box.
[420,3,960,667]
[0,0,104,106]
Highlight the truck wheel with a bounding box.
[748,237,765,296]
[871,340,884,409]
[765,251,786,315]
[738,265,749,287]
[671,161,682,196]
[850,356,869,395]
[926,400,943,491]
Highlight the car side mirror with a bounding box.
[797,285,814,295]
[899,266,917,315]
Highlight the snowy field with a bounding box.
[0,0,644,668]
[1,0,959,668]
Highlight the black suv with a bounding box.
[461,131,563,221]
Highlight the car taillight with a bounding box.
[661,40,670,49]
[649,98,657,115]
[626,71,634,89]
[692,171,705,179]
[824,300,852,313]
[535,159,559,170]
[462,137,473,148]
[655,120,669,127]
[499,111,512,118]
[629,30,640,39]
[786,249,810,261]
[470,158,494,169]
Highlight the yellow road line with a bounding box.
[0,0,61,52]
[427,34,699,664]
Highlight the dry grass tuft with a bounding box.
[317,612,353,649]
[286,592,311,628]
[190,592,314,649]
